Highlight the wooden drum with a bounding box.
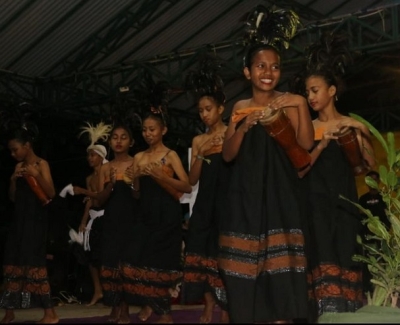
[260,108,311,171]
[336,128,368,176]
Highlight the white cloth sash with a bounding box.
[83,209,104,251]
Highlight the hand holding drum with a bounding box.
[259,107,311,171]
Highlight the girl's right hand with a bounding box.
[239,110,265,133]
[318,127,340,149]
[78,223,86,233]
[13,166,26,179]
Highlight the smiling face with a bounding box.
[305,75,336,112]
[244,48,281,92]
[109,127,132,154]
[142,116,166,146]
[198,96,223,128]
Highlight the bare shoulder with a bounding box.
[168,149,179,159]
[100,162,110,173]
[37,159,50,171]
[232,99,252,112]
[37,158,49,166]
[134,151,145,159]
[192,133,207,145]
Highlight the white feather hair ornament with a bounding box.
[79,121,112,147]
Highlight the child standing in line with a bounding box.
[73,121,138,324]
[0,118,59,324]
[121,110,192,324]
[179,56,230,323]
[218,6,314,323]
[77,122,112,307]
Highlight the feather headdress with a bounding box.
[79,121,112,147]
[289,31,353,96]
[243,5,300,52]
[185,54,225,103]
[305,31,353,77]
[79,121,112,161]
[130,72,176,125]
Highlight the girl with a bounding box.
[73,122,138,323]
[0,122,59,324]
[179,58,230,323]
[121,111,192,324]
[293,32,375,319]
[218,6,314,323]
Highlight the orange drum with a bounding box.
[336,128,368,176]
[260,108,311,171]
[24,175,51,206]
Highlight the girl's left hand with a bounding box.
[146,163,163,179]
[336,116,367,135]
[269,92,306,110]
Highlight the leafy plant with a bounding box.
[340,113,400,307]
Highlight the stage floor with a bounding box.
[0,303,205,323]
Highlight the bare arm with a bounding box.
[73,164,114,205]
[25,160,56,199]
[188,135,212,186]
[188,137,202,186]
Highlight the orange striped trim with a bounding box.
[219,233,305,252]
[104,173,124,183]
[3,265,51,295]
[121,265,182,284]
[231,107,265,123]
[219,255,307,277]
[310,264,363,304]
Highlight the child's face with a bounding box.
[109,127,132,153]
[87,150,103,168]
[8,139,29,162]
[305,75,335,112]
[142,117,165,146]
[245,49,281,91]
[198,96,223,127]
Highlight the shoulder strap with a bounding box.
[161,150,172,165]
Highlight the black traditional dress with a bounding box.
[180,149,230,310]
[0,177,54,310]
[307,135,363,318]
[99,175,138,307]
[121,163,182,315]
[218,123,309,323]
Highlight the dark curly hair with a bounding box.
[185,53,226,107]
[290,31,352,97]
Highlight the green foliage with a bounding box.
[346,113,400,307]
